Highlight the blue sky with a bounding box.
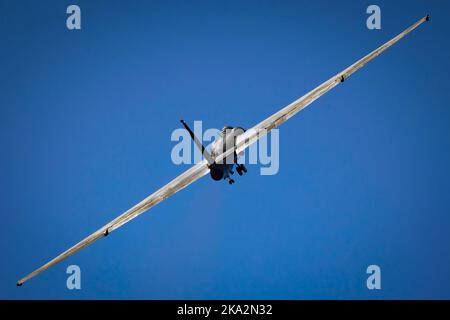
[1,0,450,299]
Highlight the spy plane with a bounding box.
[17,15,430,286]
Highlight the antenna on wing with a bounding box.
[180,120,215,165]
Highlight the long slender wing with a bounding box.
[17,160,210,286]
[217,15,428,160]
[18,15,428,286]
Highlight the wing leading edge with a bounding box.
[228,15,429,159]
[17,160,210,286]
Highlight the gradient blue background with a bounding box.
[1,0,449,299]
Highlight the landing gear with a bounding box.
[224,172,234,185]
[224,156,248,184]
[236,164,247,176]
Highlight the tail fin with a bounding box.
[180,120,214,165]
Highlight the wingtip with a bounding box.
[16,281,23,287]
[425,14,430,22]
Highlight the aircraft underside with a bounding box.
[209,162,248,184]
[180,120,248,184]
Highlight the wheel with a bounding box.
[241,165,247,173]
[229,179,235,184]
